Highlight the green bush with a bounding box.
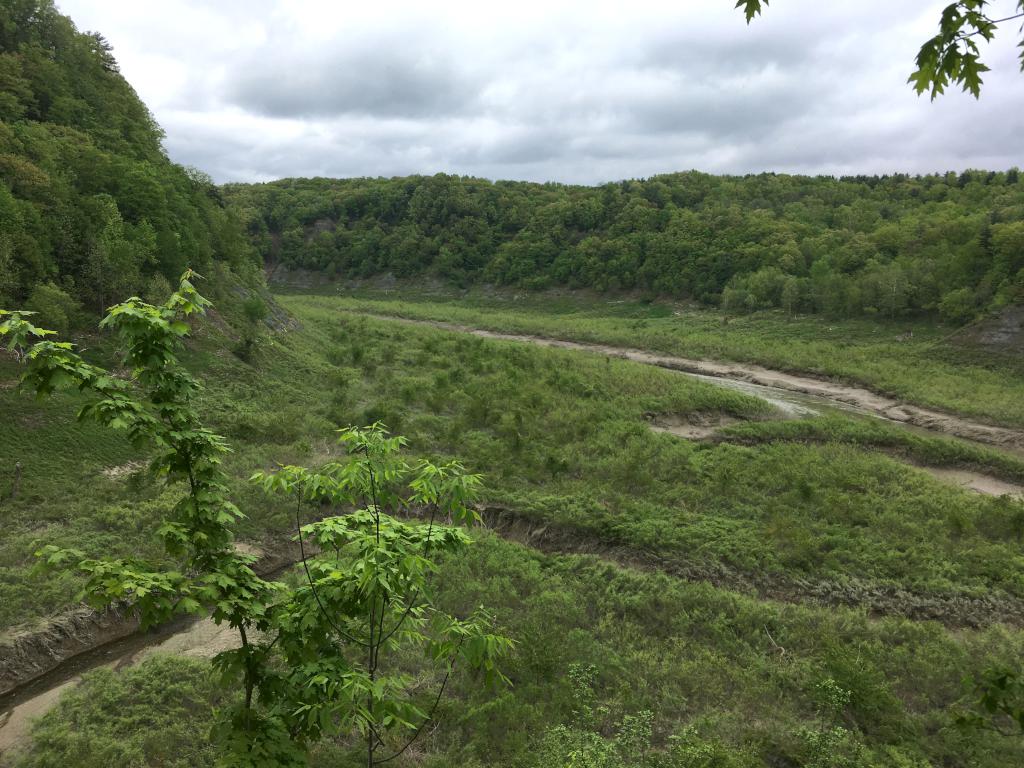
[23,283,79,334]
[938,287,976,324]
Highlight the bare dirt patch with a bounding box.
[647,412,743,440]
[100,461,145,480]
[15,413,43,431]
[232,540,263,559]
[921,468,1024,498]
[0,678,77,758]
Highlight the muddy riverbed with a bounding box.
[363,313,1024,451]
[0,617,237,760]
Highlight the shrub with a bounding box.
[938,287,976,324]
[24,282,79,334]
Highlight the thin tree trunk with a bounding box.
[10,461,21,500]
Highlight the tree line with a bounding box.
[5,0,1023,328]
[225,170,1024,323]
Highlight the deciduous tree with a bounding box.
[1,274,512,767]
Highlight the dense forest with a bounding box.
[224,170,1024,322]
[5,0,1021,328]
[0,0,257,327]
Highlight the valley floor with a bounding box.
[3,289,1024,766]
[300,283,1024,428]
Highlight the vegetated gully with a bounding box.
[3,314,1024,758]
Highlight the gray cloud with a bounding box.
[227,46,479,119]
[57,0,1024,184]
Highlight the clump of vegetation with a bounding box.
[717,415,1024,484]
[233,294,269,362]
[14,655,229,768]
[23,283,80,335]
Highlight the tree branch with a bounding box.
[294,495,369,648]
[957,11,1024,39]
[372,643,462,766]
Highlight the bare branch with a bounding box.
[373,642,463,766]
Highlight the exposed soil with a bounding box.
[920,468,1024,498]
[952,305,1024,351]
[100,460,145,480]
[0,605,139,700]
[0,540,290,699]
[0,619,243,760]
[358,313,1024,451]
[0,679,77,758]
[647,412,743,440]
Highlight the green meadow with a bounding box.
[293,286,1024,427]
[5,290,1024,766]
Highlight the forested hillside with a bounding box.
[224,171,1024,322]
[0,0,257,323]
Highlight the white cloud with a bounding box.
[57,0,1024,183]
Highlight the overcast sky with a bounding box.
[58,0,1024,185]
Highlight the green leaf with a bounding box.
[734,0,765,23]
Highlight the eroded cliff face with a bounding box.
[953,305,1024,353]
[0,604,139,698]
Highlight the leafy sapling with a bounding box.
[1,275,513,767]
[249,423,514,767]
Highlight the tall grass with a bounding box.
[17,536,1024,767]
[4,297,1024,630]
[292,287,1024,426]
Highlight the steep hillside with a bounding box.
[0,0,258,319]
[223,171,1024,323]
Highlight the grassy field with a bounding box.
[4,291,1024,765]
[5,298,1024,627]
[291,285,1024,427]
[14,535,1024,768]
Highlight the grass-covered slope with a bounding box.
[15,538,1024,767]
[5,297,1024,628]
[5,291,1024,765]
